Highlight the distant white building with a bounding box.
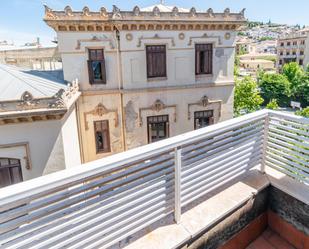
[0,46,62,71]
[0,64,81,188]
[277,28,309,70]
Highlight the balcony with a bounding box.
[0,110,308,249]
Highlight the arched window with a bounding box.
[0,158,23,188]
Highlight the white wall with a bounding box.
[57,29,236,91]
[0,106,81,182]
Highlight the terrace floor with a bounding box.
[246,228,296,249]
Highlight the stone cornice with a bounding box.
[44,5,246,32]
[0,80,80,123]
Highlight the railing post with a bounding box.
[261,114,270,173]
[174,147,182,224]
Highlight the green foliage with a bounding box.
[282,62,309,106]
[234,76,264,116]
[266,99,279,110]
[238,45,248,55]
[234,56,240,76]
[237,31,246,36]
[259,73,291,106]
[259,36,275,42]
[295,107,309,118]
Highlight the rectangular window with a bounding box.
[147,115,169,143]
[287,42,291,46]
[280,42,284,47]
[94,120,111,153]
[195,44,213,75]
[88,49,106,84]
[194,110,214,130]
[299,59,303,66]
[0,158,23,188]
[300,50,304,55]
[146,45,167,78]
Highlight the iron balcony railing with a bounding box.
[0,110,308,249]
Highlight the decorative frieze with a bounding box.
[137,34,175,47]
[75,35,115,50]
[83,103,119,130]
[0,80,79,123]
[138,99,177,126]
[188,33,223,46]
[187,95,222,120]
[44,5,246,32]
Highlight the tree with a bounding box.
[282,62,309,106]
[296,107,309,118]
[266,99,279,110]
[259,73,291,106]
[234,76,264,116]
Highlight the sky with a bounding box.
[0,0,309,46]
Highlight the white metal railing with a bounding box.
[0,110,308,249]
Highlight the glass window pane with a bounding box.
[0,168,11,188]
[10,167,22,184]
[92,61,103,80]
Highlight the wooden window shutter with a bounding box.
[87,60,94,84]
[146,45,166,78]
[100,59,107,84]
[209,117,215,125]
[195,50,201,74]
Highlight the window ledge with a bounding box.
[147,77,168,82]
[195,74,213,80]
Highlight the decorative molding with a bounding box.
[178,32,185,40]
[84,103,119,130]
[224,32,231,40]
[187,95,222,120]
[137,34,175,47]
[75,35,115,50]
[112,5,122,19]
[188,33,222,46]
[0,142,32,170]
[138,99,177,127]
[0,80,79,116]
[126,33,133,41]
[44,5,246,32]
[132,6,140,16]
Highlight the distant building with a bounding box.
[277,28,309,70]
[236,38,254,55]
[238,53,276,76]
[0,64,80,187]
[255,40,277,54]
[0,46,62,71]
[44,4,246,163]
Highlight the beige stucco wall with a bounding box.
[57,28,237,162]
[78,84,234,161]
[0,106,81,182]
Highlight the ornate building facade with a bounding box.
[44,4,246,163]
[0,64,81,187]
[277,28,309,71]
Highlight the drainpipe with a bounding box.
[114,26,127,151]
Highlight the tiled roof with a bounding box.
[0,64,66,101]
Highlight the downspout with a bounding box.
[114,26,127,151]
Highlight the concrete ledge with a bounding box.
[122,170,269,249]
[265,166,309,206]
